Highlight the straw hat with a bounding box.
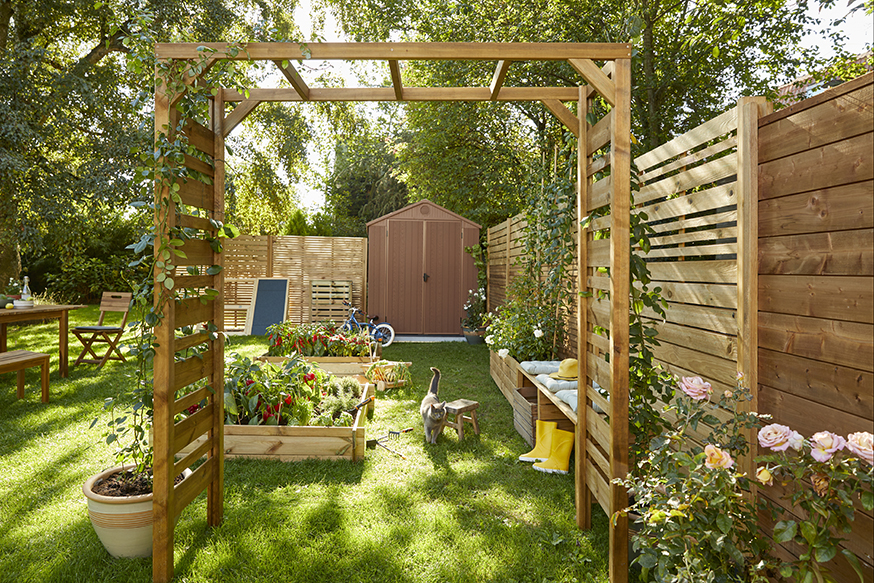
[549,358,578,380]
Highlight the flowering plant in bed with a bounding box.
[218,352,365,427]
[265,321,374,358]
[482,291,560,361]
[615,373,874,583]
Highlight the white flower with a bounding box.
[498,348,509,359]
[533,328,544,338]
[485,335,494,345]
[787,430,804,451]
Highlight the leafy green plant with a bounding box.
[266,321,376,357]
[223,352,328,426]
[483,284,559,362]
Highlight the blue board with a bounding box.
[246,278,289,336]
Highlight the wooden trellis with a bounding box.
[153,42,632,583]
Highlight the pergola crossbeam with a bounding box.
[156,42,632,61]
[223,99,261,137]
[389,60,404,100]
[489,60,512,99]
[542,99,580,137]
[221,86,582,102]
[273,59,310,100]
[569,58,616,106]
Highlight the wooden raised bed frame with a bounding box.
[178,382,375,462]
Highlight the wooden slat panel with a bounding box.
[176,178,215,211]
[758,311,874,371]
[646,260,737,284]
[636,153,737,205]
[759,274,873,323]
[647,225,737,247]
[173,403,215,454]
[587,110,612,156]
[587,438,610,479]
[651,341,737,387]
[758,229,874,276]
[588,175,612,211]
[758,132,873,200]
[588,384,611,416]
[586,462,611,517]
[646,210,737,235]
[174,331,210,353]
[759,81,873,163]
[640,281,737,308]
[182,154,214,177]
[173,438,212,477]
[178,213,216,232]
[176,297,215,329]
[587,408,611,453]
[758,348,873,420]
[641,303,737,335]
[635,106,738,171]
[759,383,873,435]
[173,350,215,391]
[638,136,737,184]
[639,182,736,223]
[587,351,612,390]
[759,181,874,237]
[176,239,214,266]
[648,320,737,360]
[587,239,610,266]
[173,385,211,416]
[173,456,217,518]
[182,120,215,158]
[645,241,737,258]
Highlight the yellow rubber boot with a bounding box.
[533,428,574,475]
[518,420,557,462]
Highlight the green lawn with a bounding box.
[0,307,609,583]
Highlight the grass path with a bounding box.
[0,312,608,583]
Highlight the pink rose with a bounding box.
[704,444,734,470]
[679,377,712,401]
[846,432,873,465]
[758,423,794,452]
[810,431,845,463]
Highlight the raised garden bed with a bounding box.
[511,386,538,447]
[178,383,375,462]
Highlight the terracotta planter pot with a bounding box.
[83,465,192,558]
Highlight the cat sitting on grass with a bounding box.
[420,367,446,444]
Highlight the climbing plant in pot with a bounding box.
[82,10,239,558]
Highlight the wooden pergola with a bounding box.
[152,41,631,583]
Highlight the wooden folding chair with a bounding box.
[72,292,132,369]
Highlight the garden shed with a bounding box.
[367,200,480,335]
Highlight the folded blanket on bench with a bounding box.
[535,374,578,392]
[519,360,561,375]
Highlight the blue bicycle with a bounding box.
[340,301,396,348]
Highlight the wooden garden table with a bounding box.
[0,304,85,378]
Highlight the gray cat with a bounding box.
[420,367,446,444]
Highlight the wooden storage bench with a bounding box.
[517,367,577,433]
[0,350,50,402]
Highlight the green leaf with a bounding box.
[861,490,873,511]
[773,520,797,543]
[800,521,817,546]
[815,544,836,563]
[716,513,731,534]
[841,549,865,582]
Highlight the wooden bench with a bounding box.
[0,350,50,402]
[518,367,577,432]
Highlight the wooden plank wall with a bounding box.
[756,72,874,580]
[485,214,527,312]
[222,235,367,329]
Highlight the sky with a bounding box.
[288,0,873,210]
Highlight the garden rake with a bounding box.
[366,427,413,459]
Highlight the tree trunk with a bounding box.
[0,190,20,288]
[642,0,660,151]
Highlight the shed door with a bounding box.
[386,219,424,334]
[423,221,462,334]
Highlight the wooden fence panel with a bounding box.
[757,72,874,577]
[222,235,367,329]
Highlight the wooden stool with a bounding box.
[444,399,480,441]
[0,350,50,403]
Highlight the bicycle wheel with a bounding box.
[372,323,395,348]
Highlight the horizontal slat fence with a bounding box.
[756,72,873,581]
[222,235,367,329]
[486,73,873,581]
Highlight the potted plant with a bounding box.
[460,287,487,343]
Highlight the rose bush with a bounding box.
[616,373,874,583]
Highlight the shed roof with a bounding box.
[366,199,481,229]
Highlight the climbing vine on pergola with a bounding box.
[151,41,632,583]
